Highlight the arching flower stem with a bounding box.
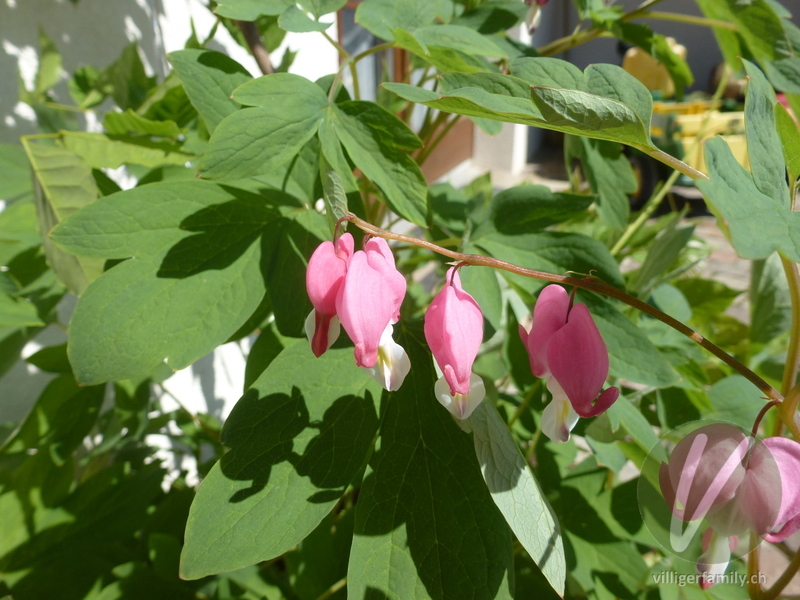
[343,213,782,402]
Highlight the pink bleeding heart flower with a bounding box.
[518,285,619,442]
[336,237,409,391]
[305,233,354,357]
[659,423,800,587]
[424,267,485,420]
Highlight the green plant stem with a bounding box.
[352,41,394,65]
[321,30,348,59]
[349,61,361,100]
[417,115,461,166]
[780,254,800,397]
[507,380,541,428]
[747,532,764,600]
[638,146,709,181]
[345,213,782,402]
[636,10,738,30]
[611,179,668,256]
[316,577,346,600]
[775,181,800,436]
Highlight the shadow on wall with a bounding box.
[0,0,168,144]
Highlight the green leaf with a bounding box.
[254,135,324,204]
[742,60,789,204]
[608,22,693,100]
[459,255,503,332]
[168,49,252,133]
[61,132,195,169]
[384,78,541,127]
[632,218,694,297]
[244,324,296,390]
[511,57,586,90]
[473,184,594,238]
[34,28,62,95]
[214,0,293,19]
[198,74,328,180]
[51,181,291,384]
[25,343,71,373]
[278,5,334,32]
[355,0,439,41]
[413,25,507,58]
[105,43,157,111]
[751,253,791,345]
[390,58,659,151]
[284,507,355,600]
[451,2,527,35]
[0,144,33,202]
[1,373,104,462]
[180,344,381,579]
[776,102,800,186]
[707,375,762,430]
[605,397,665,461]
[103,109,181,138]
[318,112,359,194]
[564,136,634,229]
[261,210,329,336]
[0,293,43,327]
[348,327,514,599]
[330,102,428,226]
[23,140,104,295]
[466,401,565,596]
[298,0,347,19]
[319,152,349,234]
[697,136,800,261]
[531,85,651,148]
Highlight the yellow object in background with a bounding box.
[622,37,687,99]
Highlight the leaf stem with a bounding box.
[345,213,782,401]
[321,30,349,59]
[316,577,346,600]
[508,380,541,428]
[610,177,670,256]
[775,181,800,435]
[638,146,709,181]
[780,254,800,396]
[417,115,461,166]
[636,11,739,31]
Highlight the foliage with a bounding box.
[3,1,800,599]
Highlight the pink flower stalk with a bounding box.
[305,233,354,357]
[424,267,485,420]
[519,285,619,442]
[659,423,800,587]
[336,237,410,391]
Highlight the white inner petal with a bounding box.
[362,323,410,392]
[435,372,485,420]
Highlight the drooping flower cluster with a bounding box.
[519,285,619,443]
[660,423,800,588]
[307,241,617,429]
[305,233,409,391]
[424,267,485,420]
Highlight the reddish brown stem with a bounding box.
[344,213,782,402]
